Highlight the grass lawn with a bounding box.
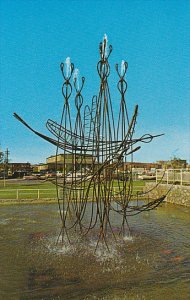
[0,180,55,190]
[0,179,56,200]
[0,179,149,201]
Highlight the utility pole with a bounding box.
[3,148,10,187]
[0,148,4,188]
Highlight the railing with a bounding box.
[156,169,190,186]
[0,189,58,200]
[0,185,144,200]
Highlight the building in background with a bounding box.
[46,153,95,173]
[32,163,48,173]
[0,155,187,179]
[32,153,96,175]
[0,162,32,178]
[117,162,162,174]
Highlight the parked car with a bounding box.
[23,175,38,180]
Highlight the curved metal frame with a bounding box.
[14,36,167,251]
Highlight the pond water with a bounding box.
[0,202,189,299]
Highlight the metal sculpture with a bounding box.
[14,35,167,250]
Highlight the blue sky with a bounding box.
[0,0,190,164]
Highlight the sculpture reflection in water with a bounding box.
[14,35,166,251]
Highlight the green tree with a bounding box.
[0,150,4,163]
[170,156,186,169]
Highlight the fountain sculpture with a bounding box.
[14,35,166,250]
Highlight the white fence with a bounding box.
[156,169,190,186]
[0,189,58,200]
[0,185,144,200]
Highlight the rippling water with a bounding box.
[0,203,189,299]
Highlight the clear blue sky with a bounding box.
[0,0,190,164]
